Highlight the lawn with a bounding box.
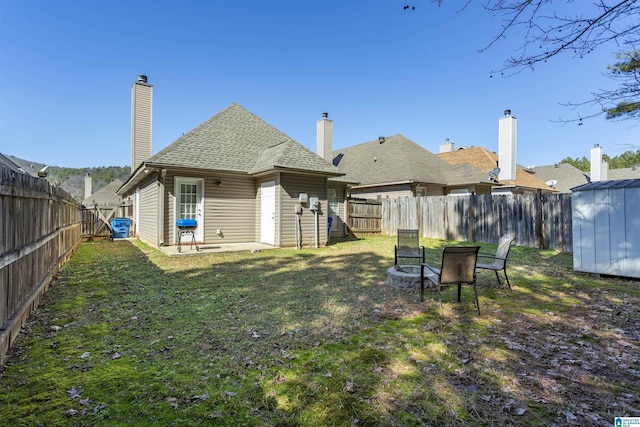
[1,237,638,426]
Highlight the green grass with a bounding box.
[1,237,639,426]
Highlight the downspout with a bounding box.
[158,169,166,246]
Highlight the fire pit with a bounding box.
[387,265,431,291]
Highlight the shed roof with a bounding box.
[571,178,640,191]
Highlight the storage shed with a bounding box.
[572,179,640,278]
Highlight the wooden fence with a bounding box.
[82,206,117,239]
[349,193,573,252]
[347,198,382,235]
[0,166,82,365]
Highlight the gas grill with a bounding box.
[176,218,199,253]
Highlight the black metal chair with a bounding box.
[394,229,425,266]
[421,246,481,314]
[476,236,515,289]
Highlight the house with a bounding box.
[82,178,123,208]
[437,110,556,195]
[323,133,496,198]
[532,144,640,192]
[529,163,589,193]
[0,154,43,177]
[117,98,344,249]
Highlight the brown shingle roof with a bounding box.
[438,146,556,192]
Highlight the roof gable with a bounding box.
[147,103,340,176]
[333,135,447,185]
[438,146,555,191]
[83,179,123,206]
[333,135,491,187]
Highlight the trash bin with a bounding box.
[111,218,131,239]
[327,217,333,244]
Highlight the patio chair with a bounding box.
[394,229,425,266]
[421,246,481,315]
[476,236,515,289]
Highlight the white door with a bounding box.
[260,181,276,245]
[175,178,204,243]
[328,188,339,231]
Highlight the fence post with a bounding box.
[469,194,476,243]
[536,189,544,249]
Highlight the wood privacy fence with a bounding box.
[82,206,117,239]
[0,166,82,365]
[347,198,382,235]
[348,193,573,252]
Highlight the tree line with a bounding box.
[560,149,640,171]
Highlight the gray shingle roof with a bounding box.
[608,167,640,180]
[530,164,589,193]
[82,179,123,207]
[147,103,341,176]
[332,134,491,186]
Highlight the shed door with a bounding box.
[260,181,276,245]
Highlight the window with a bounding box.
[179,183,198,219]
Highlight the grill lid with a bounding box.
[176,218,197,228]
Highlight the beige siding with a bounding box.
[424,184,446,196]
[131,83,152,173]
[280,173,327,248]
[349,184,414,199]
[204,173,256,244]
[164,170,256,245]
[138,177,158,245]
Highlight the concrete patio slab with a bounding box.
[157,242,274,256]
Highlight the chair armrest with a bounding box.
[477,253,494,260]
[422,263,439,275]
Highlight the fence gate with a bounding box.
[347,198,382,236]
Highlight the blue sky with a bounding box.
[1,0,637,168]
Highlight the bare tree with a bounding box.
[407,1,640,120]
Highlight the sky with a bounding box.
[0,0,638,169]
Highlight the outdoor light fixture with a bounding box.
[216,180,223,187]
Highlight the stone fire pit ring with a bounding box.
[387,265,433,291]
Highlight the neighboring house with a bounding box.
[532,145,640,192]
[609,167,640,180]
[117,102,344,249]
[438,146,556,194]
[325,134,496,198]
[437,110,556,195]
[530,163,589,193]
[82,178,123,208]
[0,153,29,175]
[0,153,42,177]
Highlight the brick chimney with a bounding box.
[316,112,333,163]
[131,74,153,173]
[498,109,517,181]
